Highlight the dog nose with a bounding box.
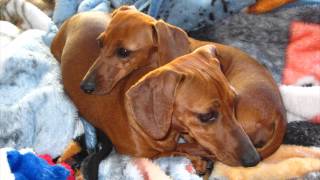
[80,81,96,94]
[241,152,261,167]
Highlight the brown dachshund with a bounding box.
[51,6,286,172]
[125,44,287,167]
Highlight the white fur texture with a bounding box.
[0,148,15,180]
[0,21,21,49]
[280,85,320,122]
[123,161,144,180]
[0,30,77,158]
[98,151,202,180]
[98,150,132,180]
[154,157,202,180]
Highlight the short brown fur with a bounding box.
[51,7,286,172]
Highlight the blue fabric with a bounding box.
[42,22,58,46]
[51,0,256,32]
[48,0,320,42]
[151,0,255,30]
[78,0,110,12]
[7,150,69,180]
[52,0,79,27]
[288,0,320,7]
[148,0,162,17]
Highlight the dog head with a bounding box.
[80,6,190,95]
[125,45,260,167]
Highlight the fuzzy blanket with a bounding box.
[0,0,320,179]
[0,28,76,157]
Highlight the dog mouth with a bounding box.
[93,80,116,95]
[183,132,259,166]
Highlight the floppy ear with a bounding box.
[195,44,225,73]
[125,69,183,140]
[153,20,190,66]
[111,5,137,17]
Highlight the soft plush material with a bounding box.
[0,29,77,158]
[280,86,320,123]
[0,148,16,180]
[98,150,202,180]
[1,0,320,179]
[212,156,320,180]
[0,21,21,49]
[38,154,75,180]
[7,151,70,180]
[283,21,320,86]
[247,0,296,13]
[284,121,320,146]
[0,148,74,180]
[0,0,53,31]
[281,21,320,123]
[50,0,256,31]
[150,0,256,31]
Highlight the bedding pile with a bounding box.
[0,0,319,179]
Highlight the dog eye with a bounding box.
[97,38,104,48]
[117,48,131,58]
[198,111,219,123]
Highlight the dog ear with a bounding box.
[125,69,183,140]
[195,44,226,73]
[152,20,190,66]
[111,5,137,17]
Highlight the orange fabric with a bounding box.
[212,145,320,180]
[283,21,320,85]
[247,0,296,14]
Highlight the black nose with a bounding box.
[80,81,96,94]
[241,152,261,167]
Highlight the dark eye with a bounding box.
[97,38,104,48]
[117,48,131,58]
[198,111,219,123]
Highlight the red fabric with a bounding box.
[311,115,320,124]
[282,21,320,85]
[38,154,75,180]
[185,164,195,174]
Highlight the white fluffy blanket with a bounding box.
[1,0,320,179]
[0,29,77,158]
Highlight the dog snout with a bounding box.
[233,126,261,167]
[240,149,260,167]
[80,79,96,94]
